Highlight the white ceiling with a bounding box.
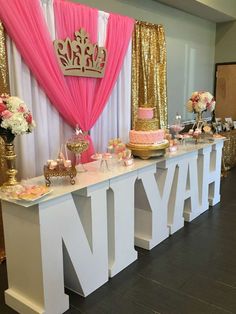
[154,0,236,23]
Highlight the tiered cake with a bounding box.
[127,107,168,159]
[129,108,164,144]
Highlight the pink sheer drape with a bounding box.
[0,0,77,127]
[0,0,98,161]
[0,0,134,162]
[92,13,134,125]
[54,0,134,161]
[53,0,98,160]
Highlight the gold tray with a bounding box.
[126,140,169,160]
[44,165,77,186]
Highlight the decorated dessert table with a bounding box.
[1,139,224,314]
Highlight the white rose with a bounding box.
[7,97,25,112]
[197,101,207,112]
[202,92,213,102]
[209,100,215,112]
[1,112,29,135]
[186,100,193,112]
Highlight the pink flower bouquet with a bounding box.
[186,91,215,113]
[0,94,36,142]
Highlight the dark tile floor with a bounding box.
[1,168,236,314]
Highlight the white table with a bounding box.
[1,139,224,314]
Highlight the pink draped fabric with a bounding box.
[0,0,98,161]
[53,0,98,160]
[0,0,78,127]
[0,0,134,162]
[54,0,134,161]
[92,13,134,125]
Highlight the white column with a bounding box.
[182,151,201,222]
[135,164,171,250]
[108,172,138,277]
[157,151,201,234]
[61,182,109,296]
[198,140,224,212]
[208,141,224,206]
[164,158,187,234]
[2,180,109,314]
[3,200,69,314]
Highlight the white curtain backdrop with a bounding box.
[7,0,131,179]
[90,12,131,153]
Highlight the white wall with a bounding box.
[197,0,236,18]
[74,0,216,123]
[215,21,236,63]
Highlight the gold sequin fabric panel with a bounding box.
[0,20,9,262]
[0,21,9,95]
[0,21,8,185]
[131,21,167,129]
[221,130,236,169]
[135,118,159,131]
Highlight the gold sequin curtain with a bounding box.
[0,20,9,262]
[0,20,9,184]
[131,21,167,129]
[221,130,236,170]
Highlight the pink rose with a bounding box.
[25,113,32,124]
[1,110,13,119]
[18,104,26,113]
[0,103,7,114]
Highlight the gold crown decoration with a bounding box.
[54,28,107,78]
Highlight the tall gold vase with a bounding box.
[2,141,18,186]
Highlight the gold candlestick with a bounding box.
[2,142,19,186]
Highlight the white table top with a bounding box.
[0,139,224,207]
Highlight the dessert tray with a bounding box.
[126,140,169,159]
[0,184,52,202]
[91,153,113,170]
[91,153,113,161]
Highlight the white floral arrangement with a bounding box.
[186,91,216,113]
[0,94,36,138]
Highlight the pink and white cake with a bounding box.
[129,129,165,144]
[129,107,165,146]
[138,107,154,120]
[135,107,159,131]
[127,107,168,158]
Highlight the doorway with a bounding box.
[214,62,236,120]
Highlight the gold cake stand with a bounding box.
[126,140,169,160]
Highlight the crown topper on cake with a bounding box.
[54,28,107,78]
